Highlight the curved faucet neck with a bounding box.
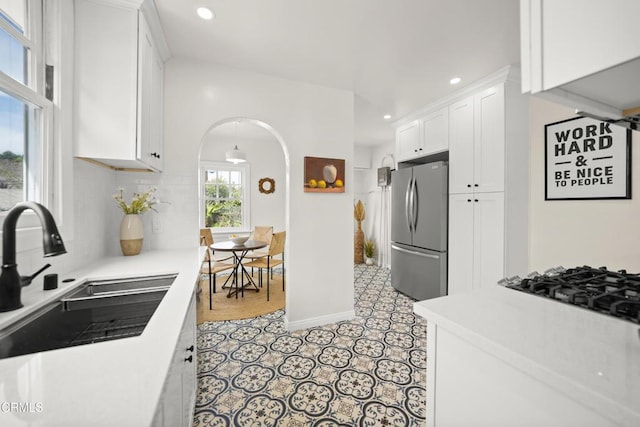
[2,202,66,266]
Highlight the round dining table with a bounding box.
[210,239,268,299]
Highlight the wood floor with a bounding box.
[196,272,285,323]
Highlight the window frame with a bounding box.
[200,161,251,234]
[0,0,52,224]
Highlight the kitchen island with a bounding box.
[414,286,640,427]
[0,249,204,426]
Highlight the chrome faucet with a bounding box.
[0,202,67,312]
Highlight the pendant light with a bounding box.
[225,121,247,164]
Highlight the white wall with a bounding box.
[529,97,640,272]
[200,133,286,234]
[353,142,395,267]
[117,59,355,329]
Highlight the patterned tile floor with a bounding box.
[193,265,427,426]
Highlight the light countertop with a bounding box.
[0,248,204,426]
[414,286,640,426]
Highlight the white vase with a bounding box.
[323,164,338,185]
[120,214,143,256]
[365,257,374,265]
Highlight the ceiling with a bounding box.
[154,0,521,146]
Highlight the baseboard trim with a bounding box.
[284,309,355,331]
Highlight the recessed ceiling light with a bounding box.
[450,77,461,85]
[383,114,391,120]
[197,7,214,20]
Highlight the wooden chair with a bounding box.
[244,226,273,274]
[199,228,233,262]
[243,231,285,301]
[199,231,234,310]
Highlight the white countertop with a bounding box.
[414,286,640,426]
[0,248,204,426]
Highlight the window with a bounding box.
[202,162,250,231]
[0,0,49,212]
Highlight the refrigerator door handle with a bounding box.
[391,244,440,260]
[405,177,413,233]
[412,178,419,232]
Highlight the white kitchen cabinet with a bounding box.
[521,0,640,122]
[449,84,505,194]
[155,290,197,426]
[427,323,619,427]
[74,0,167,172]
[415,289,638,427]
[396,120,422,161]
[421,107,448,154]
[448,192,504,294]
[396,108,449,162]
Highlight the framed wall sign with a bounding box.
[545,116,631,200]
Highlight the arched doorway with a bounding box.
[196,118,290,320]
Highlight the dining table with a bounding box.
[210,239,268,298]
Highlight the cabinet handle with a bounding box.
[474,199,478,202]
[474,184,478,187]
[467,184,471,188]
[184,355,193,363]
[150,152,161,159]
[186,345,194,352]
[467,199,471,202]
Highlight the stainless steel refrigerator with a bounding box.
[391,161,447,300]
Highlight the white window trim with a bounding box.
[0,0,52,228]
[0,0,74,257]
[200,161,251,234]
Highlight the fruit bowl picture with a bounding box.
[230,234,250,245]
[303,156,345,193]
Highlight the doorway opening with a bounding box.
[196,118,289,322]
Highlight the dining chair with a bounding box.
[243,230,285,301]
[199,228,233,262]
[244,225,273,274]
[199,231,234,310]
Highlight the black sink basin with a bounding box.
[0,274,176,360]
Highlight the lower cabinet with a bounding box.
[448,192,504,294]
[427,323,618,427]
[154,291,197,426]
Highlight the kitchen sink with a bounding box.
[0,274,177,360]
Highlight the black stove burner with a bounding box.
[502,266,640,324]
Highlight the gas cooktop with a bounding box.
[500,266,640,324]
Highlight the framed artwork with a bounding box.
[545,116,631,200]
[304,156,345,193]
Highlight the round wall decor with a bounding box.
[258,177,275,194]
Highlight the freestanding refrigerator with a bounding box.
[391,161,447,300]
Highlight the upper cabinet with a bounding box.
[395,106,449,162]
[74,0,170,172]
[520,0,640,127]
[448,86,505,194]
[396,120,422,161]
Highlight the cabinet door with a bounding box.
[137,13,155,169]
[396,120,422,161]
[472,192,504,290]
[448,194,474,295]
[181,295,197,426]
[474,84,505,193]
[74,0,138,160]
[422,107,448,154]
[540,0,640,90]
[448,97,474,194]
[161,292,197,427]
[148,45,164,171]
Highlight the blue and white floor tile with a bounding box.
[194,265,427,426]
